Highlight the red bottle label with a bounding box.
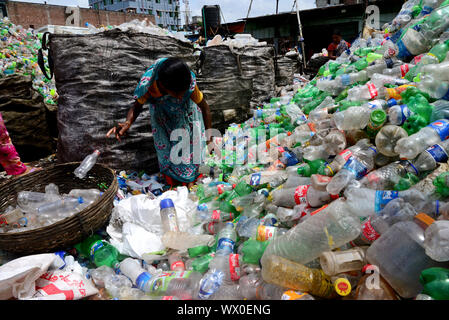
[229,254,241,281]
[361,218,380,242]
[294,185,310,205]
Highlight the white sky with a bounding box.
[10,0,317,23]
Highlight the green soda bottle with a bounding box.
[192,253,215,273]
[428,39,449,63]
[328,62,341,75]
[366,109,387,138]
[354,57,369,71]
[240,239,270,265]
[366,52,383,64]
[297,159,327,177]
[394,172,420,191]
[335,88,349,103]
[420,267,449,300]
[75,234,121,269]
[433,172,449,197]
[188,245,210,258]
[303,92,331,115]
[337,100,364,112]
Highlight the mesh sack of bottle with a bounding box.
[46,29,196,171]
[199,44,276,108]
[0,74,55,161]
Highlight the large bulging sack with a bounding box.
[201,44,275,108]
[0,75,55,162]
[49,30,195,171]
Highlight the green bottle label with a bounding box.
[90,240,104,261]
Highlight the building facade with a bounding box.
[88,0,181,30]
[5,1,155,29]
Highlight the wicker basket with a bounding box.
[0,163,118,254]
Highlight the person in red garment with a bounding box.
[327,30,351,60]
[0,113,40,176]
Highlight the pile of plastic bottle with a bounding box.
[0,151,103,233]
[79,0,449,301]
[3,1,449,301]
[0,17,58,105]
[84,19,189,42]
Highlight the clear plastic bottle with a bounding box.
[261,255,336,299]
[74,150,100,179]
[162,231,214,251]
[120,258,204,299]
[168,252,186,271]
[388,104,413,126]
[68,189,101,202]
[159,198,180,233]
[347,83,386,101]
[344,187,426,217]
[208,254,242,283]
[395,119,449,159]
[37,196,84,218]
[324,139,372,176]
[375,125,409,157]
[16,191,61,213]
[423,220,449,262]
[237,217,288,241]
[326,146,377,195]
[323,130,347,156]
[261,199,362,265]
[215,222,237,256]
[333,106,371,131]
[383,63,414,78]
[412,139,449,173]
[366,213,448,298]
[45,183,59,196]
[359,160,417,190]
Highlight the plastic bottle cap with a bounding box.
[334,278,352,296]
[414,213,435,230]
[78,197,84,204]
[93,150,101,155]
[387,98,398,107]
[160,198,175,209]
[370,109,387,124]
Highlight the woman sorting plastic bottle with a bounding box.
[106,57,212,188]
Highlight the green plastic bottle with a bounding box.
[420,267,449,300]
[428,39,449,63]
[240,239,270,265]
[337,100,364,112]
[394,172,420,191]
[354,57,369,71]
[366,109,387,138]
[366,52,383,64]
[433,172,449,197]
[192,253,215,273]
[188,245,210,258]
[75,234,121,269]
[303,92,331,115]
[297,159,327,177]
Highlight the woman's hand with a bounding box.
[106,121,131,142]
